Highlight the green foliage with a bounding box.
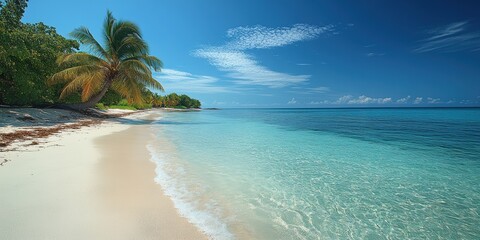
[108,104,137,110]
[0,1,79,106]
[142,90,201,109]
[98,90,122,105]
[95,102,107,110]
[117,99,130,106]
[178,94,201,108]
[0,0,28,28]
[165,93,180,107]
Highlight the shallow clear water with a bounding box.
[147,108,480,240]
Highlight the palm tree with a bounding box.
[48,11,163,110]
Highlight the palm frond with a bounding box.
[103,10,116,57]
[56,53,107,68]
[136,75,164,91]
[70,27,108,59]
[122,55,163,71]
[110,75,144,104]
[59,70,105,100]
[48,65,103,85]
[117,35,149,59]
[119,59,164,91]
[81,71,105,101]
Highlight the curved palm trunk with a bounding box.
[59,80,113,111]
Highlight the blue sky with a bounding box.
[23,0,480,107]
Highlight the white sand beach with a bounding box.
[0,108,207,240]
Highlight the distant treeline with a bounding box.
[147,92,201,109]
[98,91,201,110]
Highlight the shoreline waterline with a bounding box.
[0,110,208,240]
[147,108,480,240]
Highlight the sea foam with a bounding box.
[147,144,234,240]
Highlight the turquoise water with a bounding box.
[147,108,480,240]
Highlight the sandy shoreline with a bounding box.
[0,109,207,239]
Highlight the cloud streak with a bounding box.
[336,95,392,104]
[414,21,480,53]
[194,49,310,88]
[287,98,297,104]
[155,69,232,93]
[307,95,467,106]
[396,96,411,103]
[225,24,332,50]
[194,24,333,88]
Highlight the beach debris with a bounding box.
[17,114,35,121]
[0,159,10,166]
[0,119,101,151]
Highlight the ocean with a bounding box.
[146,108,480,240]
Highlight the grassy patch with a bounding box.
[95,103,108,110]
[108,105,137,110]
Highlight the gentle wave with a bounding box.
[146,144,234,240]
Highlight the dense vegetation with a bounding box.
[0,0,201,109]
[0,0,79,106]
[145,92,201,109]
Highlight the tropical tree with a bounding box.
[48,11,163,110]
[165,93,180,107]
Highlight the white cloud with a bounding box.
[427,97,440,103]
[291,86,330,94]
[396,96,411,103]
[366,52,385,57]
[194,24,333,88]
[308,86,330,93]
[414,21,480,53]
[309,100,329,105]
[336,95,353,103]
[194,49,310,88]
[413,97,423,104]
[296,63,311,66]
[348,95,391,104]
[287,98,297,104]
[335,95,392,104]
[226,24,333,50]
[155,68,232,93]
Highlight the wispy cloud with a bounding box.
[413,97,423,104]
[309,100,330,105]
[308,86,330,93]
[225,24,333,50]
[307,96,469,106]
[287,98,297,104]
[290,86,330,95]
[427,97,440,103]
[396,95,411,103]
[155,69,232,93]
[194,24,334,88]
[414,21,480,53]
[336,95,392,104]
[296,63,311,66]
[366,52,385,57]
[194,49,310,88]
